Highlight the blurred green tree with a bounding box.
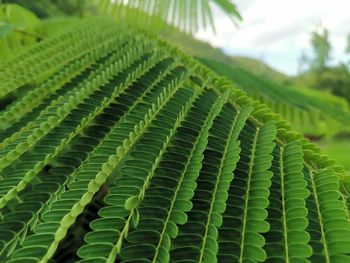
[297,49,309,74]
[314,64,350,101]
[296,26,350,103]
[309,25,331,72]
[346,34,350,65]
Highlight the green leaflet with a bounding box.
[0,17,348,263]
[124,196,140,211]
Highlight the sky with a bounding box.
[195,0,350,76]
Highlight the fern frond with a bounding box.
[304,168,350,262]
[0,17,349,263]
[264,141,312,262]
[0,18,130,99]
[215,120,276,262]
[169,103,251,262]
[0,42,158,209]
[106,88,199,262]
[0,40,123,129]
[149,89,227,263]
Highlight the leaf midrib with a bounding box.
[280,146,290,263]
[309,169,331,263]
[238,126,259,263]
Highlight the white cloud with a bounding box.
[195,0,350,75]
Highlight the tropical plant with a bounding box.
[0,2,350,263]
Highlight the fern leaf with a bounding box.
[0,40,124,128]
[170,103,251,262]
[216,120,276,262]
[264,141,312,262]
[77,84,202,262]
[0,44,159,209]
[0,19,128,99]
[305,168,350,262]
[149,88,228,263]
[9,57,193,262]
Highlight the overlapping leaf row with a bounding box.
[304,168,350,262]
[0,36,148,148]
[0,41,159,211]
[264,142,312,262]
[169,102,249,262]
[0,18,349,263]
[2,36,195,261]
[1,33,136,133]
[76,87,221,262]
[0,25,169,260]
[77,86,200,262]
[0,55,176,261]
[0,18,139,99]
[217,120,276,263]
[0,45,125,140]
[0,35,131,129]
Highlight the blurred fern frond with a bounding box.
[96,0,241,34]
